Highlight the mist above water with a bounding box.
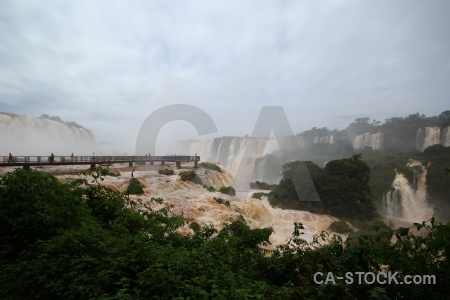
[0,113,97,156]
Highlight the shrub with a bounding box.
[159,169,175,175]
[249,181,277,190]
[252,192,268,200]
[199,162,222,172]
[179,170,202,185]
[219,186,236,196]
[214,197,224,204]
[125,178,144,195]
[329,220,353,234]
[179,170,197,181]
[94,166,120,177]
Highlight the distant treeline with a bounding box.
[295,110,450,153]
[40,114,88,130]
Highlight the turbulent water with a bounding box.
[49,163,339,247]
[383,160,432,222]
[0,112,96,156]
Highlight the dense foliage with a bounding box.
[0,169,449,298]
[269,155,378,220]
[422,145,450,219]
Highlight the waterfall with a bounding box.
[0,112,97,155]
[353,132,383,150]
[383,160,432,222]
[313,135,334,144]
[443,126,450,147]
[190,136,303,187]
[416,126,442,151]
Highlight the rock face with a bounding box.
[0,112,97,155]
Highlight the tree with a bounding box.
[438,110,450,120]
[270,157,377,220]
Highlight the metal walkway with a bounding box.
[0,155,200,170]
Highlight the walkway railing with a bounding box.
[0,155,200,170]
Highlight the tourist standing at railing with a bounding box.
[71,153,74,162]
[8,153,13,163]
[50,153,55,163]
[92,152,95,161]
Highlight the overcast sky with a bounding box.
[1,0,449,154]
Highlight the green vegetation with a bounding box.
[125,177,144,195]
[219,186,236,196]
[214,197,224,204]
[158,169,175,175]
[0,169,449,298]
[249,181,277,190]
[422,145,450,219]
[93,165,120,177]
[199,162,222,172]
[202,184,216,192]
[329,220,353,234]
[269,155,378,220]
[178,170,202,184]
[252,192,268,200]
[362,152,411,201]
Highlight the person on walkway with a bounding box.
[50,153,55,163]
[71,153,74,162]
[92,152,95,161]
[8,153,13,163]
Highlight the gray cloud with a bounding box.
[1,0,449,153]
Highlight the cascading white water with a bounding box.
[423,127,441,149]
[384,160,432,222]
[190,137,275,186]
[415,125,450,150]
[0,112,97,155]
[314,135,334,144]
[190,134,339,188]
[442,126,450,147]
[190,136,303,188]
[353,132,383,150]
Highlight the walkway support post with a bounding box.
[90,163,96,171]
